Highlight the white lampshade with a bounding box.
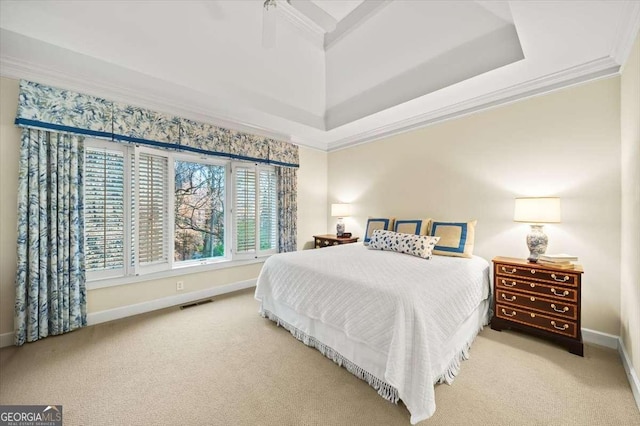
[331,203,352,217]
[514,197,561,223]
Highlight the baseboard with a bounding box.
[0,312,630,351]
[585,328,640,412]
[0,331,14,348]
[582,328,619,349]
[87,279,257,326]
[619,340,640,412]
[0,280,258,348]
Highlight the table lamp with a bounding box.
[513,197,561,262]
[331,203,352,237]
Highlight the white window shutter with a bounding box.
[234,166,257,254]
[233,164,278,257]
[84,147,126,278]
[259,168,277,252]
[135,150,170,272]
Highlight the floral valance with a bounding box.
[15,80,299,168]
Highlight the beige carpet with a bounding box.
[1,288,638,425]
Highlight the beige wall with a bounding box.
[0,77,21,337]
[328,77,622,335]
[621,33,640,373]
[87,263,264,313]
[0,76,328,335]
[297,146,329,249]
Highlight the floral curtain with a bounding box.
[15,129,86,346]
[276,167,297,253]
[16,80,300,168]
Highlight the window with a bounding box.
[83,140,277,282]
[174,159,226,263]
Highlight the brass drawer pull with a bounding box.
[502,266,517,274]
[550,288,569,297]
[530,297,536,301]
[530,269,536,274]
[551,303,569,313]
[550,321,569,331]
[551,274,569,282]
[501,309,516,317]
[501,294,517,302]
[502,280,516,287]
[530,283,536,288]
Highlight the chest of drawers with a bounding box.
[313,234,359,249]
[491,256,584,356]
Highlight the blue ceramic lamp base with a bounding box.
[526,224,548,263]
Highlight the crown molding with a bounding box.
[2,52,621,155]
[0,54,307,147]
[327,56,620,152]
[324,0,391,50]
[610,1,640,70]
[288,0,336,32]
[276,1,326,49]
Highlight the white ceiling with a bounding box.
[0,1,638,151]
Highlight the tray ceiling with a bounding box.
[1,0,638,151]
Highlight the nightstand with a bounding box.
[313,234,359,249]
[490,256,584,356]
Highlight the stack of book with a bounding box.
[537,254,579,269]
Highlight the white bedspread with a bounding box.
[255,243,490,424]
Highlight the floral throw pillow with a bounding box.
[368,229,440,259]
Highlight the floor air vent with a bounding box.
[180,299,213,310]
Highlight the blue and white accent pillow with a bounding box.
[368,229,440,259]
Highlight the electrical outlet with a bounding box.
[176,281,184,291]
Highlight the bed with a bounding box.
[254,242,490,424]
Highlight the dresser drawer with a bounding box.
[313,235,359,249]
[496,289,577,320]
[495,263,579,287]
[315,237,338,248]
[496,304,577,338]
[495,277,577,302]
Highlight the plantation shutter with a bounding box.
[259,168,277,252]
[84,147,125,277]
[234,166,256,254]
[136,151,169,268]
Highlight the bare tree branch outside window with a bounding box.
[174,161,225,261]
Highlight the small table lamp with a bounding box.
[514,197,561,263]
[331,203,352,237]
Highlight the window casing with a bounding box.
[84,139,277,283]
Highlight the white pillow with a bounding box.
[368,229,440,259]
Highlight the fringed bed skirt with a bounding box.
[260,308,400,403]
[260,304,488,409]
